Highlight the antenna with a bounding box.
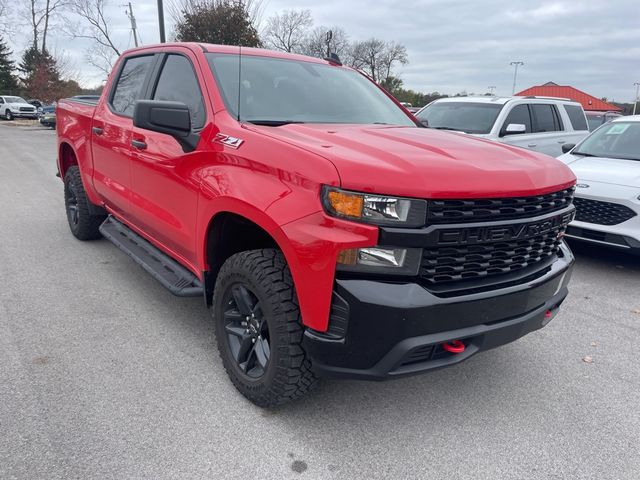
[237,45,242,122]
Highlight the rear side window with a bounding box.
[111,55,154,117]
[532,104,563,133]
[152,54,206,130]
[501,104,531,134]
[564,104,588,131]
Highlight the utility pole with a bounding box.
[510,61,524,95]
[488,86,496,96]
[123,2,139,47]
[157,0,166,43]
[634,82,640,115]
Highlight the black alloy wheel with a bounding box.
[223,283,271,379]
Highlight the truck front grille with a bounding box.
[19,107,35,112]
[420,228,562,285]
[573,197,636,226]
[427,187,574,224]
[418,188,574,288]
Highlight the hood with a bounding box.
[7,101,35,109]
[557,153,640,188]
[254,124,575,198]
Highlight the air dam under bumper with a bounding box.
[304,244,574,380]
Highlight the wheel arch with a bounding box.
[58,141,78,179]
[202,208,296,307]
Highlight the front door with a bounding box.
[129,51,209,269]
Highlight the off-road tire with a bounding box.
[64,166,106,240]
[213,249,318,407]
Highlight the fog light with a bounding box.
[336,247,421,275]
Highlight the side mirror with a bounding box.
[501,123,527,136]
[133,100,199,152]
[419,119,429,128]
[561,143,576,154]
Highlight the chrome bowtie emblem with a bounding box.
[576,183,590,188]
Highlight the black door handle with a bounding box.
[92,126,103,135]
[131,139,147,150]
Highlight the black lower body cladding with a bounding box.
[304,243,574,380]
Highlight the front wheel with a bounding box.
[5,110,13,120]
[213,249,317,407]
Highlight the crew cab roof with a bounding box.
[119,42,339,67]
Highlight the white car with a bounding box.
[0,95,39,120]
[557,115,640,254]
[416,96,589,157]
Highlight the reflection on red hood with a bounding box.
[257,124,576,199]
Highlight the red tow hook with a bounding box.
[442,340,465,354]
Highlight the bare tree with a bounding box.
[263,9,312,53]
[67,0,120,74]
[349,38,407,83]
[23,0,67,52]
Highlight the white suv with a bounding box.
[0,95,38,120]
[416,96,589,157]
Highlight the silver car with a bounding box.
[557,115,640,254]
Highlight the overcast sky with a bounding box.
[7,0,640,102]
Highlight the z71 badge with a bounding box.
[214,133,244,149]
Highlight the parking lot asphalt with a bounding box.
[1,123,639,480]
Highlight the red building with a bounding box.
[515,82,621,112]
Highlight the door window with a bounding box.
[532,104,563,133]
[501,104,531,135]
[564,104,588,131]
[152,54,206,130]
[110,55,154,117]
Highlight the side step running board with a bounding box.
[99,216,203,297]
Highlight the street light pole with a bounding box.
[488,86,496,96]
[633,82,640,115]
[157,0,166,43]
[510,61,524,95]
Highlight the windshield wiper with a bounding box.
[431,126,463,132]
[571,151,600,157]
[245,120,305,127]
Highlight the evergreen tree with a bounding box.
[18,46,62,101]
[0,36,18,94]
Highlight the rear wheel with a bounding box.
[213,249,317,407]
[64,166,106,240]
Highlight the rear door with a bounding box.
[528,103,567,156]
[91,54,156,217]
[129,51,209,269]
[562,103,590,145]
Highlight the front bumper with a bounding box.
[304,243,574,380]
[12,111,38,119]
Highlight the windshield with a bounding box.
[416,101,503,134]
[5,96,28,104]
[206,53,415,126]
[574,122,640,160]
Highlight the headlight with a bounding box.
[336,247,422,275]
[321,186,427,227]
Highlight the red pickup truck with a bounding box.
[57,43,576,407]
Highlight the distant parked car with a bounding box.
[399,101,421,114]
[416,96,590,156]
[0,95,38,120]
[557,115,640,254]
[585,111,623,131]
[39,105,56,128]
